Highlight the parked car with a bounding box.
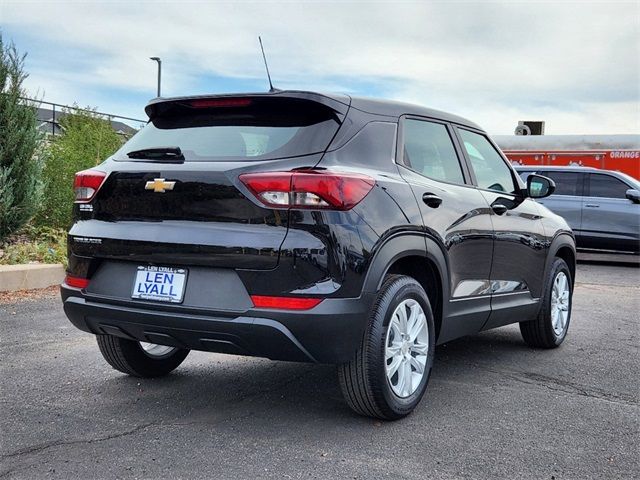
[515,166,640,253]
[61,91,575,420]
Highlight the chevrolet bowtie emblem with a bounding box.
[145,178,175,193]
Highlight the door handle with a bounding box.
[492,204,508,215]
[422,193,442,208]
[585,204,600,208]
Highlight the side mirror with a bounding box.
[527,174,555,199]
[626,189,640,203]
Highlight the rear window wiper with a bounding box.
[127,146,184,161]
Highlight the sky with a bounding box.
[1,0,638,134]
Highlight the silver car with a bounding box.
[515,166,640,253]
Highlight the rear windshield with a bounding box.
[115,97,341,162]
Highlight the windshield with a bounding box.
[615,171,640,189]
[115,97,341,162]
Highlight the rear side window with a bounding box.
[116,97,341,161]
[458,129,516,194]
[402,119,465,184]
[542,171,583,196]
[588,174,629,198]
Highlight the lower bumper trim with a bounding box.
[61,289,374,364]
[64,295,316,362]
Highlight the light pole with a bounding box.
[150,57,161,97]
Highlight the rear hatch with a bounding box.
[69,93,349,271]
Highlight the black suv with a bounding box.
[61,91,576,420]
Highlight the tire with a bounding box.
[338,275,436,420]
[96,335,190,378]
[520,257,573,348]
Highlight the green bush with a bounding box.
[0,34,44,242]
[36,107,122,229]
[0,225,67,266]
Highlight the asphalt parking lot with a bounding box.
[1,260,638,479]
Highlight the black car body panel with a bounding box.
[61,90,575,364]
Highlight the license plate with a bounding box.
[131,266,187,303]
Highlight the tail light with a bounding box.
[74,169,107,203]
[64,275,90,289]
[239,170,374,210]
[251,295,323,310]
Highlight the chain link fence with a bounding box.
[22,97,147,140]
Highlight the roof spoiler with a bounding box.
[145,91,351,120]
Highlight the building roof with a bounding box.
[494,134,640,151]
[36,107,139,137]
[513,165,600,172]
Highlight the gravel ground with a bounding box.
[0,262,638,479]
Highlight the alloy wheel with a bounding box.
[385,299,429,398]
[550,271,570,336]
[139,342,176,357]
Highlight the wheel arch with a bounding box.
[362,233,449,340]
[547,233,577,288]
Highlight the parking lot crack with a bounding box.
[0,370,308,463]
[0,467,18,479]
[0,422,156,460]
[477,366,638,407]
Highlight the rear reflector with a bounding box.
[74,169,107,203]
[251,295,323,310]
[64,275,90,289]
[239,170,374,211]
[189,98,252,108]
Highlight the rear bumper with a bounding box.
[61,285,374,364]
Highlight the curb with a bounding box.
[0,264,65,292]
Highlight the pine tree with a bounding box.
[0,34,44,241]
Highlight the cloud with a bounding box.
[1,0,638,133]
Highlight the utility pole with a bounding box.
[150,57,162,97]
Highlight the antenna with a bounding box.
[258,36,277,92]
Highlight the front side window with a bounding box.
[458,129,516,194]
[402,119,465,184]
[588,174,630,198]
[518,171,535,182]
[542,171,582,196]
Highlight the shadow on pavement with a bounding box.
[89,327,528,424]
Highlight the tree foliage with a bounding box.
[0,34,44,241]
[36,107,123,228]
